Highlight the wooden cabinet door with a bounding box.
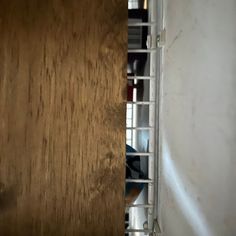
[0,1,127,235]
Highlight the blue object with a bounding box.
[126,144,144,199]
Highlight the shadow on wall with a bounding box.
[161,134,215,236]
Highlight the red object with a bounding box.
[127,80,134,101]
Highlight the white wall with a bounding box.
[159,0,236,236]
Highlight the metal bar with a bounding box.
[127,204,154,208]
[126,127,154,130]
[128,22,157,26]
[154,0,164,225]
[147,0,158,230]
[125,229,153,233]
[126,179,153,183]
[127,101,155,105]
[128,49,156,53]
[128,76,155,80]
[126,152,153,156]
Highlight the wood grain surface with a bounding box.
[0,1,127,235]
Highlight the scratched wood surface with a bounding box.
[0,1,127,235]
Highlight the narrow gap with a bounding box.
[125,0,159,235]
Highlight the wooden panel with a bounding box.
[0,1,127,235]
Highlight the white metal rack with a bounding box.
[128,49,156,53]
[126,152,153,156]
[127,76,155,80]
[127,204,154,208]
[127,101,155,105]
[128,22,157,26]
[126,0,159,235]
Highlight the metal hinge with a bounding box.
[157,28,166,48]
[146,29,166,49]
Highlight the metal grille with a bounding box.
[126,0,159,235]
